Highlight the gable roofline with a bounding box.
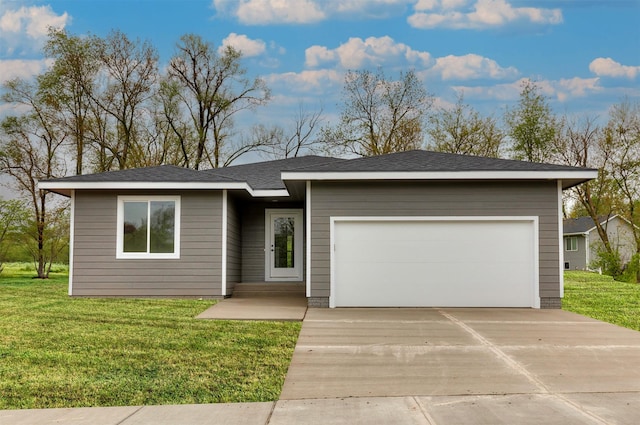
[561,214,637,235]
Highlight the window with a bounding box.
[565,236,577,252]
[117,196,180,259]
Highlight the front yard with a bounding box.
[0,264,300,409]
[0,265,638,410]
[563,270,640,332]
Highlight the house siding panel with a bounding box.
[310,180,560,300]
[563,235,587,270]
[226,195,242,292]
[72,190,222,297]
[241,203,266,282]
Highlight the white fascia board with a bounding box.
[563,232,590,236]
[281,170,598,182]
[38,181,290,197]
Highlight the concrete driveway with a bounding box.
[278,308,640,424]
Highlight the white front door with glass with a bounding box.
[265,209,303,281]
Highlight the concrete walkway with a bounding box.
[196,296,307,321]
[3,308,640,424]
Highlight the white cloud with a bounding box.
[555,77,601,101]
[0,58,53,83]
[454,77,601,102]
[213,0,411,24]
[305,37,515,83]
[0,5,69,54]
[214,0,325,24]
[409,0,562,30]
[266,69,343,92]
[428,54,518,80]
[589,57,640,79]
[220,33,266,57]
[305,36,432,69]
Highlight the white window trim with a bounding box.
[565,236,578,252]
[116,195,181,259]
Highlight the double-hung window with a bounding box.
[116,196,181,259]
[565,236,578,252]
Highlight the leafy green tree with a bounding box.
[0,199,27,273]
[505,80,557,162]
[323,69,432,156]
[427,93,504,157]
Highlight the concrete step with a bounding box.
[232,283,305,298]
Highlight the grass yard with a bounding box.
[563,270,640,332]
[0,264,301,410]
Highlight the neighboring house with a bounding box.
[563,215,637,271]
[40,150,597,309]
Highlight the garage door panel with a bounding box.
[332,219,537,308]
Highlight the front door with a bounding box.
[265,209,303,281]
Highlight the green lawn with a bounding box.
[563,271,640,331]
[0,264,301,410]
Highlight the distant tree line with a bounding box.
[0,29,638,280]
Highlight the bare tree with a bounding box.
[0,78,67,278]
[85,30,159,170]
[254,103,324,159]
[601,100,640,275]
[555,115,618,265]
[42,29,99,175]
[323,69,432,156]
[427,94,503,158]
[163,34,270,169]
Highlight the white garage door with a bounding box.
[331,218,538,308]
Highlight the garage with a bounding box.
[330,217,539,308]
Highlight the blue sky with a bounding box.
[1,0,639,130]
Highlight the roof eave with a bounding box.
[281,170,598,188]
[37,181,290,198]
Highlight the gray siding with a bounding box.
[563,235,587,270]
[226,195,242,292]
[72,190,223,297]
[310,181,561,299]
[240,203,266,282]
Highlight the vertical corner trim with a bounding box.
[557,180,564,298]
[306,181,311,297]
[68,190,75,296]
[221,189,228,297]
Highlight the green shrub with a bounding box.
[618,253,640,283]
[592,246,623,277]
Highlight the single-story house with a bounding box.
[563,215,637,270]
[40,150,597,309]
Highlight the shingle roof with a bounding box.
[199,155,343,190]
[40,150,597,195]
[291,150,588,172]
[563,215,615,234]
[43,165,239,183]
